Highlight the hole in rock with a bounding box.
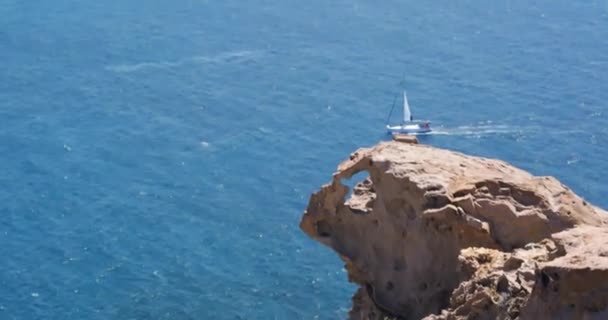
[426,185,443,192]
[315,221,332,238]
[386,281,394,291]
[342,171,371,201]
[540,271,550,288]
[453,189,470,198]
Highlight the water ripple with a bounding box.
[105,50,264,73]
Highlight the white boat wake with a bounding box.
[414,124,587,137]
[423,125,517,136]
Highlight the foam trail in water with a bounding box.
[105,50,263,73]
[410,124,518,136]
[417,124,587,137]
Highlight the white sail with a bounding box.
[403,91,412,123]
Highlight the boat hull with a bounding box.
[386,122,432,135]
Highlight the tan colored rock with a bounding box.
[520,226,608,320]
[392,134,419,144]
[300,141,607,320]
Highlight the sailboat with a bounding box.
[386,91,432,135]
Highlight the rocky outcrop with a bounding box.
[300,141,607,320]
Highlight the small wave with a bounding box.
[190,50,262,64]
[567,158,580,165]
[105,50,263,73]
[105,61,182,73]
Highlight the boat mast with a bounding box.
[386,93,398,126]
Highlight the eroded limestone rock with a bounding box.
[300,141,607,320]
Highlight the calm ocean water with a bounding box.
[1,0,607,319]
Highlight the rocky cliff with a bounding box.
[300,140,608,320]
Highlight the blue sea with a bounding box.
[1,1,607,319]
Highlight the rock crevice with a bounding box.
[300,141,607,320]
